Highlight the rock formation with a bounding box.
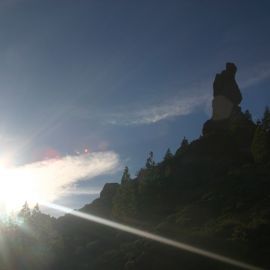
[212,62,242,120]
[203,63,244,135]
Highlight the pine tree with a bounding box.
[18,201,31,222]
[145,151,155,169]
[176,137,189,156]
[244,110,252,121]
[32,203,41,217]
[251,125,269,163]
[113,167,137,219]
[181,137,189,149]
[262,106,270,132]
[121,166,131,184]
[163,148,173,161]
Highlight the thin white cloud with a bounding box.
[77,61,270,127]
[108,92,210,125]
[240,62,270,89]
[109,61,270,126]
[64,186,102,196]
[0,151,120,211]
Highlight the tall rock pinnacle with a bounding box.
[212,63,242,120]
[203,63,244,135]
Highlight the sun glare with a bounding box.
[0,151,120,215]
[0,162,39,213]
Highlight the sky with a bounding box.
[0,0,269,212]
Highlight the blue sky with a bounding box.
[0,0,269,211]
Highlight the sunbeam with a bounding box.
[42,202,264,270]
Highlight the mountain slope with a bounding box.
[54,112,270,270]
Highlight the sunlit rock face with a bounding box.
[203,63,243,135]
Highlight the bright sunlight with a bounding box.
[0,151,119,213]
[0,163,40,212]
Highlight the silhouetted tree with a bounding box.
[244,110,252,121]
[18,201,31,222]
[176,137,189,156]
[32,203,41,217]
[262,106,270,132]
[113,169,137,220]
[181,137,189,148]
[121,166,131,184]
[163,148,173,161]
[251,125,269,163]
[145,151,155,169]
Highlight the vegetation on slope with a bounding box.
[1,107,270,270]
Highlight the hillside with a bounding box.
[53,107,270,270]
[1,87,269,269]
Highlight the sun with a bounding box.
[0,162,39,213]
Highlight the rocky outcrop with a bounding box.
[213,63,242,104]
[212,62,242,121]
[203,63,244,135]
[80,183,120,217]
[100,183,120,202]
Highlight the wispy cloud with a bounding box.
[0,151,120,211]
[240,62,270,89]
[110,61,270,126]
[108,91,210,125]
[77,62,270,127]
[64,186,102,196]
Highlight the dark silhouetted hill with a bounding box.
[2,93,269,269]
[53,108,270,270]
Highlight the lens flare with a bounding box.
[42,202,264,270]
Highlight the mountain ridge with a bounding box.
[53,105,270,269]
